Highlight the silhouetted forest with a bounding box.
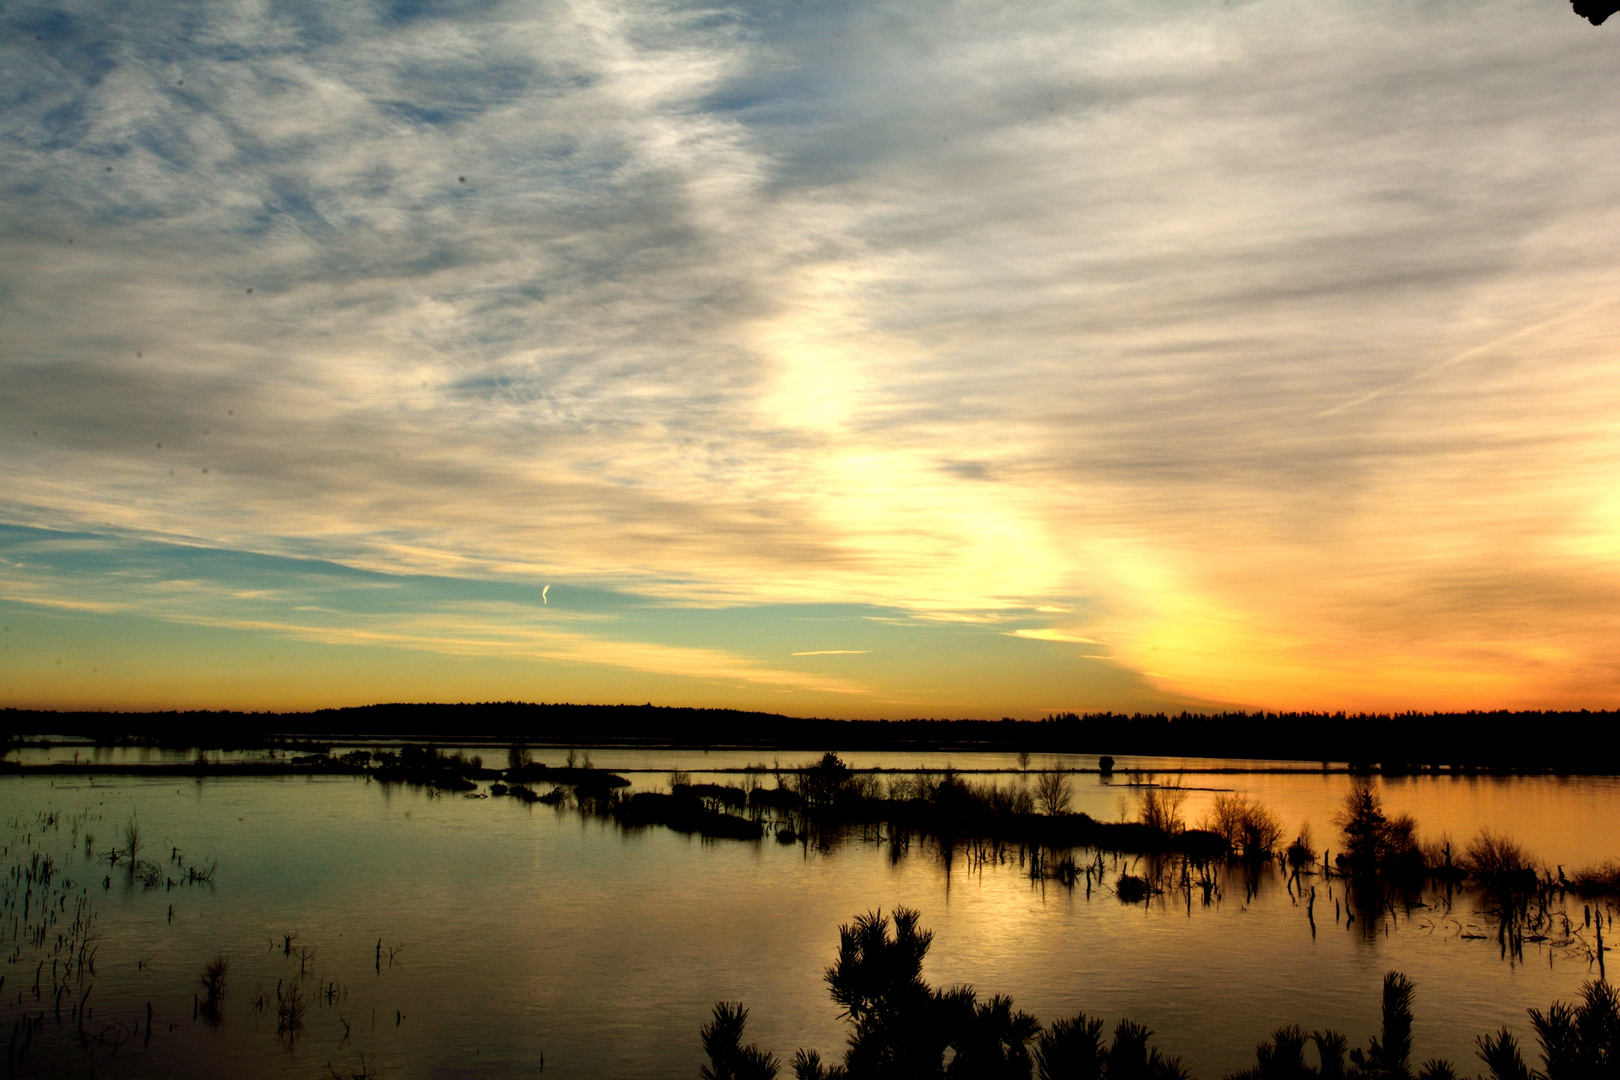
[5,704,1619,772]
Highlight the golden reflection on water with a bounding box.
[0,764,1614,1078]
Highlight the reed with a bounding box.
[120,815,141,864]
[275,980,306,1038]
[327,1051,379,1080]
[199,956,228,1005]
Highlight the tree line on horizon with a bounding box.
[3,704,1617,771]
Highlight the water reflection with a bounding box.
[0,766,1615,1079]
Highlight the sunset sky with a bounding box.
[3,0,1618,717]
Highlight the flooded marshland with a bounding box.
[2,755,1616,1078]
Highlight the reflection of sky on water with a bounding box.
[2,772,1614,1077]
[18,742,1614,867]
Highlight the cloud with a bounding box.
[1009,629,1102,646]
[0,525,872,696]
[3,0,1620,709]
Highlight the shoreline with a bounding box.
[2,757,1611,779]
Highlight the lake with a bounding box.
[2,751,1616,1078]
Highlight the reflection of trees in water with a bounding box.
[549,757,1620,972]
[828,815,1610,974]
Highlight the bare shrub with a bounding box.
[1464,831,1535,880]
[1383,813,1422,866]
[1571,860,1620,896]
[1421,834,1457,873]
[1034,771,1072,817]
[885,774,920,801]
[121,814,141,862]
[848,772,883,801]
[1203,794,1280,856]
[983,780,1034,816]
[1135,775,1186,835]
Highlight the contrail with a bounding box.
[542,585,549,604]
[1315,300,1605,418]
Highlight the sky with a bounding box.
[2,0,1618,718]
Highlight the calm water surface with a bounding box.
[2,756,1617,1079]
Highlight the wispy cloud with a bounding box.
[3,0,1619,710]
[1008,629,1102,646]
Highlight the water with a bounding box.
[1,757,1615,1078]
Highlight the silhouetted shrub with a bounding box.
[675,783,749,810]
[701,911,1620,1080]
[1570,860,1620,897]
[1133,775,1187,835]
[620,792,762,839]
[1034,772,1072,816]
[1204,795,1282,859]
[1463,831,1538,894]
[1285,826,1316,870]
[701,1002,780,1080]
[1476,979,1620,1080]
[1115,874,1153,903]
[1349,972,1416,1077]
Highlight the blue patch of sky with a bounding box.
[381,103,460,127]
[262,0,348,49]
[0,523,609,621]
[11,22,117,86]
[0,523,1083,659]
[0,524,1174,713]
[30,98,92,151]
[447,373,523,396]
[265,181,336,239]
[376,0,506,28]
[131,121,200,172]
[10,5,83,43]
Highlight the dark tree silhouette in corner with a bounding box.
[701,1002,781,1080]
[1574,1,1620,25]
[701,911,1619,1078]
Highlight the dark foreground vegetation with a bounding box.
[699,907,1619,1080]
[6,703,1620,771]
